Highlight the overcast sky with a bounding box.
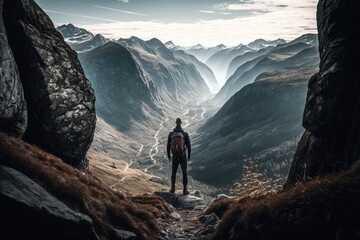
[35,0,318,47]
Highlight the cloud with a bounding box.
[118,0,129,2]
[199,10,216,14]
[199,10,232,15]
[216,0,310,12]
[90,5,148,17]
[44,9,121,23]
[80,3,316,48]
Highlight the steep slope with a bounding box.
[215,35,319,104]
[3,0,96,167]
[79,41,161,133]
[57,23,107,52]
[206,45,253,85]
[190,66,317,187]
[208,162,360,240]
[172,49,219,91]
[226,46,274,80]
[286,0,360,187]
[0,133,170,240]
[118,37,210,102]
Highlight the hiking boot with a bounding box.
[170,184,175,193]
[183,186,190,195]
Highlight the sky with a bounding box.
[35,0,318,47]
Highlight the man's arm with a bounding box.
[184,132,191,159]
[167,132,172,159]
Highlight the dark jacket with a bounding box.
[167,125,191,159]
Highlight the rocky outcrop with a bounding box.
[2,0,96,167]
[0,165,96,240]
[0,0,27,137]
[154,191,206,210]
[286,0,360,187]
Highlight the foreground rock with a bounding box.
[3,0,96,168]
[154,190,206,210]
[0,0,27,137]
[0,165,96,240]
[286,0,360,187]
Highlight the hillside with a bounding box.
[190,66,317,187]
[207,162,360,240]
[0,133,170,240]
[215,34,319,104]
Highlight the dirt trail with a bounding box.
[162,209,207,240]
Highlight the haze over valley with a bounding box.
[55,23,319,193]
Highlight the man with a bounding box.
[167,117,191,195]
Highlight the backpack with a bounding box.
[170,132,186,156]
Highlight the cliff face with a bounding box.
[286,0,360,186]
[0,0,27,137]
[1,0,96,167]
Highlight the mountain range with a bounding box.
[57,24,320,190]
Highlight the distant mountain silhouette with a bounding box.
[214,34,319,104]
[183,44,227,63]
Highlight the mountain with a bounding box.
[79,37,211,173]
[79,42,161,134]
[118,37,210,102]
[205,45,253,85]
[247,38,286,50]
[226,46,274,80]
[215,34,319,104]
[57,24,107,52]
[207,1,360,239]
[184,44,227,63]
[171,49,219,91]
[189,66,317,187]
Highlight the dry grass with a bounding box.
[209,163,360,240]
[87,150,167,196]
[0,133,170,240]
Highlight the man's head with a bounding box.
[176,118,182,126]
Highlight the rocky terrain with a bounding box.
[286,0,360,187]
[1,0,96,167]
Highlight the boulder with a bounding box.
[286,0,360,187]
[0,165,96,240]
[0,0,27,137]
[205,213,219,226]
[154,191,206,210]
[111,229,137,240]
[2,0,96,168]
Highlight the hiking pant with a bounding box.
[171,155,188,186]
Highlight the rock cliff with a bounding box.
[286,0,360,187]
[1,0,96,167]
[0,0,27,137]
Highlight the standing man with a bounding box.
[167,118,191,195]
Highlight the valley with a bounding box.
[56,23,319,196]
